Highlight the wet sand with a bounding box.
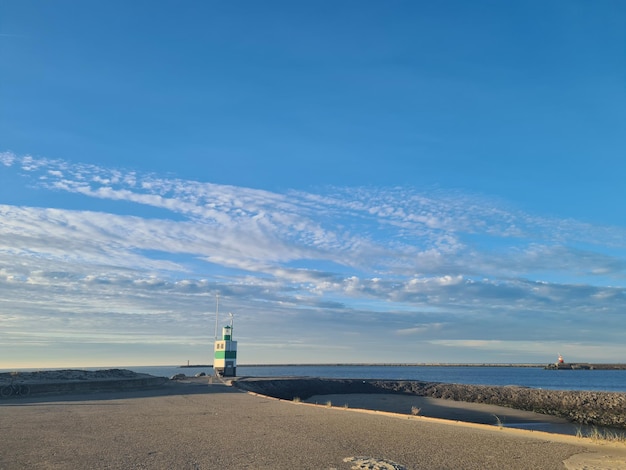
[1,378,626,469]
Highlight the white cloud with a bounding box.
[0,151,625,366]
[0,151,16,166]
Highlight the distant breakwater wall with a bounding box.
[234,377,626,429]
[544,363,626,370]
[240,363,626,369]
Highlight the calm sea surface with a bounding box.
[3,365,626,392]
[83,365,626,392]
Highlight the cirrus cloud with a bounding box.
[0,151,624,366]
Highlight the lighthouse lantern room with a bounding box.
[214,324,237,377]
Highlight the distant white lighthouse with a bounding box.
[214,317,237,377]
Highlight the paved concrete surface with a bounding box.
[1,380,625,470]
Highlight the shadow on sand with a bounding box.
[0,378,238,406]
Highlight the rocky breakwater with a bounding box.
[0,369,168,397]
[234,377,626,429]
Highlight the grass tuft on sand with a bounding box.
[576,426,626,443]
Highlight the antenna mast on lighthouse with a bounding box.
[214,293,219,340]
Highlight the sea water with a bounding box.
[134,365,626,392]
[2,364,625,392]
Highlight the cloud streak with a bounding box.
[1,151,624,366]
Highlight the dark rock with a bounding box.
[233,377,626,429]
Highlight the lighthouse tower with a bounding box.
[214,323,237,377]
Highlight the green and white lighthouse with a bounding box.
[214,322,237,377]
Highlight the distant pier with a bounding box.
[544,363,626,370]
[176,362,626,370]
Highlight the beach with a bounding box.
[233,376,626,430]
[2,373,626,469]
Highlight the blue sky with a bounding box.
[1,1,625,367]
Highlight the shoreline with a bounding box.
[5,379,626,469]
[4,369,626,431]
[3,370,626,468]
[234,376,626,430]
[7,362,626,370]
[240,362,626,369]
[239,362,546,367]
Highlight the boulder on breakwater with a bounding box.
[234,377,626,429]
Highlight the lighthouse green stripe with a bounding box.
[214,351,237,359]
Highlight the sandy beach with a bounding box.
[2,377,626,469]
[305,393,580,434]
